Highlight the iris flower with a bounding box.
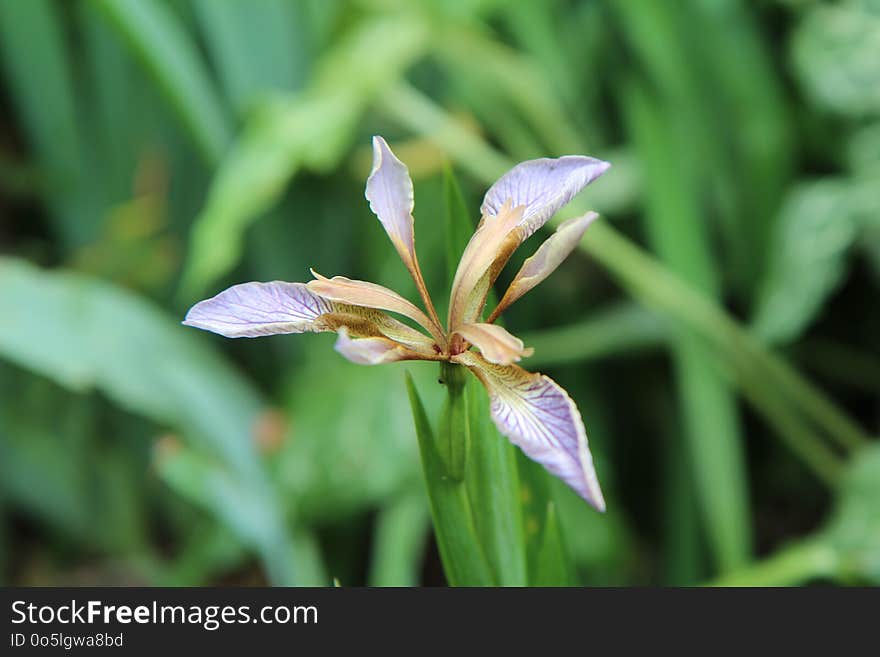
[184,137,610,511]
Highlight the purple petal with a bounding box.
[455,350,605,511]
[183,281,333,337]
[481,156,609,239]
[365,136,416,264]
[334,327,413,365]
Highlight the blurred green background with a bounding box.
[0,0,878,586]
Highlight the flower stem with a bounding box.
[437,361,470,480]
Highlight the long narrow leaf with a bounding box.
[463,370,528,585]
[179,15,429,300]
[0,258,299,584]
[93,0,232,165]
[624,81,751,572]
[0,0,91,245]
[405,372,494,586]
[192,0,304,114]
[367,488,430,586]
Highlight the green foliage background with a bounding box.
[0,0,878,586]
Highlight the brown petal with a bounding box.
[488,212,597,322]
[308,272,443,343]
[454,322,533,365]
[447,201,524,330]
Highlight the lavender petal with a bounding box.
[183,281,333,337]
[481,156,609,239]
[454,350,605,511]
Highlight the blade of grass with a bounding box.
[0,0,91,246]
[520,303,666,368]
[531,502,572,586]
[463,371,528,585]
[78,1,140,203]
[737,369,842,486]
[0,257,301,584]
[178,15,429,300]
[0,497,6,585]
[433,24,585,155]
[517,451,574,586]
[624,80,751,571]
[93,0,232,165]
[662,426,705,584]
[708,539,838,586]
[192,0,304,114]
[443,164,474,289]
[405,372,494,586]
[367,488,430,587]
[156,522,247,586]
[691,0,793,279]
[503,0,580,108]
[609,0,753,295]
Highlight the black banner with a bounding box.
[1,587,876,652]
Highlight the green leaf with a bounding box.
[0,0,92,245]
[443,164,474,290]
[78,1,143,202]
[624,81,751,573]
[179,14,429,300]
[93,0,232,165]
[192,0,305,114]
[711,444,880,586]
[0,259,252,466]
[0,258,299,584]
[405,371,494,586]
[367,488,430,587]
[689,0,793,276]
[157,522,248,586]
[0,366,153,556]
[753,180,862,344]
[531,503,571,586]
[848,122,880,176]
[515,449,572,586]
[662,427,705,584]
[433,24,585,155]
[520,303,666,368]
[824,444,880,583]
[792,3,880,118]
[708,539,838,587]
[462,367,528,586]
[278,349,423,522]
[154,439,319,585]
